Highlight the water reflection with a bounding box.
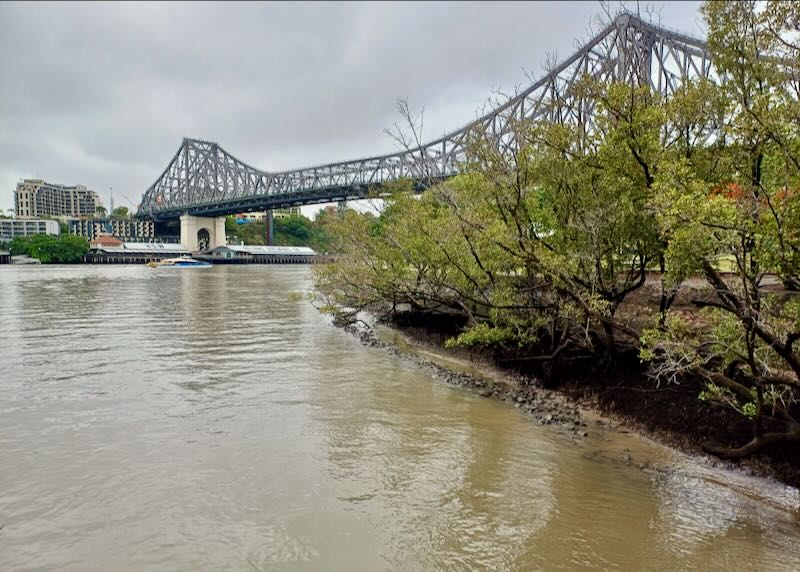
[0,265,798,571]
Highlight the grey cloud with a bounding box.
[0,1,703,213]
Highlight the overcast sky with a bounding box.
[0,1,704,216]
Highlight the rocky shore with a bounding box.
[346,324,602,442]
[339,320,800,491]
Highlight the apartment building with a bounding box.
[69,218,155,241]
[14,179,101,218]
[0,219,60,242]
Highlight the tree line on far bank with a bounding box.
[224,210,336,252]
[313,1,800,461]
[9,234,89,263]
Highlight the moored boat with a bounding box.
[148,256,211,268]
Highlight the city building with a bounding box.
[69,218,155,241]
[203,244,316,264]
[235,212,265,222]
[89,235,124,249]
[234,207,302,223]
[87,241,189,264]
[0,218,60,242]
[273,207,302,219]
[14,179,101,218]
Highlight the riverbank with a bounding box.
[341,317,800,492]
[348,324,591,438]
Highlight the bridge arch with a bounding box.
[197,228,211,251]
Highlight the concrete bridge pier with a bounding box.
[265,210,274,246]
[180,215,226,252]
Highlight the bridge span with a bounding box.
[136,12,711,249]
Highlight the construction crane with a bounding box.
[109,187,140,214]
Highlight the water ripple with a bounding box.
[0,265,798,571]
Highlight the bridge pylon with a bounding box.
[180,215,226,252]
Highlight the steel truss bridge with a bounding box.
[137,12,712,221]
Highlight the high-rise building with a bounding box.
[14,179,101,219]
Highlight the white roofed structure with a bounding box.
[120,242,189,254]
[88,241,190,263]
[205,244,317,264]
[222,245,315,256]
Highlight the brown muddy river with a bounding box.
[1,265,799,571]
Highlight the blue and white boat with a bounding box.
[150,256,211,268]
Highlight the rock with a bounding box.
[581,432,589,437]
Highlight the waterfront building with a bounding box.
[69,218,155,241]
[14,179,101,218]
[89,235,124,249]
[0,218,60,242]
[204,244,316,264]
[88,241,189,264]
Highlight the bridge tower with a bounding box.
[179,215,226,252]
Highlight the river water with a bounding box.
[1,265,799,571]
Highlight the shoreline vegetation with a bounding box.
[313,3,800,488]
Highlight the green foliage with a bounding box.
[699,385,757,419]
[638,0,800,453]
[274,216,312,246]
[224,212,333,251]
[312,0,800,456]
[314,79,669,352]
[111,206,129,219]
[446,323,515,348]
[9,234,89,263]
[95,206,107,218]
